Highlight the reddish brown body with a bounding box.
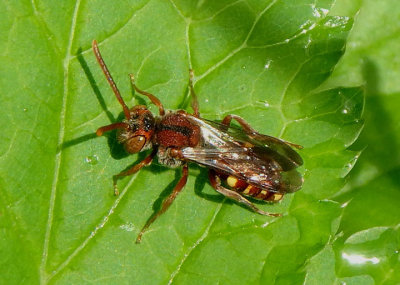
[155,113,200,148]
[91,40,303,243]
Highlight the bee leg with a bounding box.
[221,114,257,133]
[129,74,165,116]
[221,114,302,149]
[136,163,189,243]
[208,170,281,217]
[113,149,157,196]
[189,69,200,117]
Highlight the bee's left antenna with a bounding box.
[92,40,131,120]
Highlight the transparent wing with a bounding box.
[206,118,303,170]
[181,116,303,193]
[186,115,303,171]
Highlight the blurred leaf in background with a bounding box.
[324,0,400,283]
[0,0,397,284]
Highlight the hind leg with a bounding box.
[221,114,302,149]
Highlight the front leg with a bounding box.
[113,149,157,196]
[208,169,281,217]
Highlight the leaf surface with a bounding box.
[0,0,366,284]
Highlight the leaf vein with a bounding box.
[70,1,151,58]
[39,0,82,283]
[30,0,61,55]
[168,0,187,21]
[94,0,151,48]
[167,202,223,284]
[48,172,142,281]
[196,0,279,82]
[192,0,245,23]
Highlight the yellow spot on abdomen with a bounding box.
[227,176,238,188]
[272,193,283,201]
[243,185,252,194]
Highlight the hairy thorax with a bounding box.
[155,112,200,148]
[154,112,201,167]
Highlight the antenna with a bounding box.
[92,40,131,119]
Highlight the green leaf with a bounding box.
[0,0,364,284]
[324,0,400,283]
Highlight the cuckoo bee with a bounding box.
[92,40,303,243]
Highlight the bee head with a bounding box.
[118,105,155,153]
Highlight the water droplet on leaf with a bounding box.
[120,222,135,232]
[264,60,272,69]
[85,155,99,165]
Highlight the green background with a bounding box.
[0,0,399,284]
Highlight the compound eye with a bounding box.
[125,135,146,153]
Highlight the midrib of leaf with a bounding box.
[39,0,82,284]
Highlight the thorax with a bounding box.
[154,111,201,148]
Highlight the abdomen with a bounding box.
[217,172,284,202]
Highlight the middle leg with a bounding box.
[136,163,189,243]
[113,149,157,196]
